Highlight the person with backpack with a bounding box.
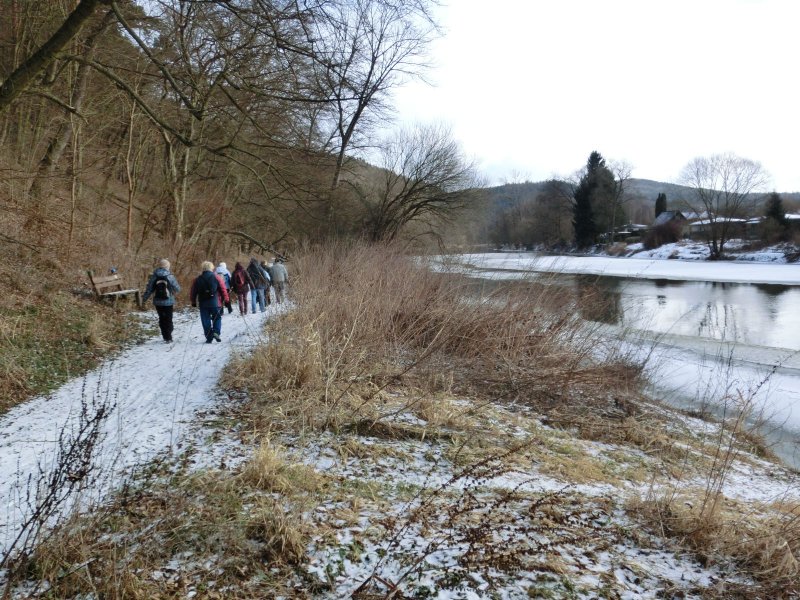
[215,262,232,293]
[246,257,270,313]
[190,261,231,343]
[142,258,181,343]
[231,262,254,315]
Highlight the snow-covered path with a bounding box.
[0,305,275,555]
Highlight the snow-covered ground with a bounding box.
[0,305,277,556]
[450,249,800,285]
[621,240,792,263]
[1,266,797,597]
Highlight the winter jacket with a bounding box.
[231,265,253,294]
[190,271,230,309]
[247,259,270,289]
[142,267,181,307]
[215,265,232,290]
[271,261,288,284]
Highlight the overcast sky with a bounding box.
[390,0,800,191]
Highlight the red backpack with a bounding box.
[233,269,247,291]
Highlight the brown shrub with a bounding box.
[225,242,646,437]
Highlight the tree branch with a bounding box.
[211,229,288,260]
[0,0,109,113]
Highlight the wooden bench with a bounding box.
[87,270,142,309]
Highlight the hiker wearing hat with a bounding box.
[190,261,231,343]
[142,258,181,343]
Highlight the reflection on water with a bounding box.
[460,272,800,349]
[580,276,800,350]
[753,282,791,297]
[575,275,622,325]
[454,269,800,466]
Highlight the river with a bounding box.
[443,253,800,468]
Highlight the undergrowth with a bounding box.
[8,242,798,598]
[0,290,144,414]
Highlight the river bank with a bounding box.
[2,245,798,599]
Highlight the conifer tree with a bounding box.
[655,193,667,218]
[572,151,612,247]
[764,192,787,226]
[573,180,595,247]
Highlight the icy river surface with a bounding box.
[443,253,800,467]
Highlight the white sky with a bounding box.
[390,0,800,191]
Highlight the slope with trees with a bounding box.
[0,0,470,265]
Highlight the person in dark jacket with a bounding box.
[231,261,254,315]
[142,258,181,343]
[190,260,231,343]
[246,257,270,313]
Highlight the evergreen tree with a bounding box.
[764,192,787,226]
[655,193,667,218]
[572,151,606,247]
[573,178,595,247]
[588,159,619,237]
[762,191,788,242]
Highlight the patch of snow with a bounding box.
[0,305,285,555]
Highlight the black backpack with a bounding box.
[247,264,264,286]
[196,273,217,301]
[154,275,170,301]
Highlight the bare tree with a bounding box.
[311,0,438,190]
[0,0,445,252]
[607,159,633,243]
[678,152,770,259]
[533,179,573,246]
[359,123,479,242]
[26,8,115,234]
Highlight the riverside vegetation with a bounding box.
[2,244,798,599]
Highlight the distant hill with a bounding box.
[484,178,800,222]
[623,179,695,203]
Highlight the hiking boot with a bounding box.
[213,332,221,342]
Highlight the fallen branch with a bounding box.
[0,232,40,253]
[212,229,289,261]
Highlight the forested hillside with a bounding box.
[0,0,480,276]
[0,0,487,409]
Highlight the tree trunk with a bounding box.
[26,13,107,233]
[0,0,105,113]
[67,116,82,259]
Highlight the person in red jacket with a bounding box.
[190,260,231,343]
[231,261,254,314]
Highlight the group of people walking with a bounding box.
[141,256,289,344]
[226,257,289,315]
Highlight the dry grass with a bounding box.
[22,468,316,598]
[11,242,795,598]
[240,439,324,494]
[223,242,647,446]
[0,290,143,413]
[629,490,799,596]
[625,385,800,597]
